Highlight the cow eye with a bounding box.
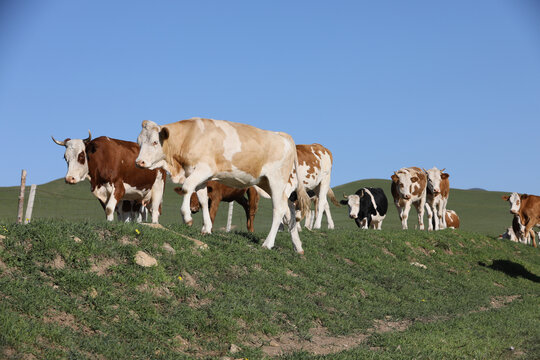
[152,141,158,146]
[400,184,404,188]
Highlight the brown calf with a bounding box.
[174,180,260,232]
[502,193,540,247]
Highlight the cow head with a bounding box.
[502,192,521,215]
[341,193,361,219]
[136,120,169,169]
[173,186,205,213]
[423,167,448,195]
[391,171,418,200]
[52,131,92,184]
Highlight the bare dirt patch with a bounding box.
[381,247,396,258]
[119,236,138,246]
[42,309,96,336]
[48,254,65,270]
[489,295,520,309]
[90,258,118,276]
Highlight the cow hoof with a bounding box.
[297,250,304,255]
[261,244,273,250]
[185,220,193,226]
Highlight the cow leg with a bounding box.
[246,188,260,233]
[440,198,448,229]
[398,202,411,230]
[196,187,213,234]
[314,181,331,229]
[434,200,442,231]
[425,203,435,231]
[180,168,213,232]
[149,171,165,224]
[105,183,124,221]
[236,195,253,232]
[414,198,426,230]
[323,201,335,230]
[524,221,537,247]
[286,199,304,253]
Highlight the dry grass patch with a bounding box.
[90,258,118,276]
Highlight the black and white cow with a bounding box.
[340,188,388,229]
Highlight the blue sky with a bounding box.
[1,1,539,193]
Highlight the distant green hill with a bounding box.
[0,178,513,236]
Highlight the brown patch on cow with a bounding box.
[410,167,427,196]
[77,151,86,165]
[90,258,118,276]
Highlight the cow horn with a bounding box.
[343,193,348,199]
[83,130,92,144]
[51,136,66,146]
[441,168,446,172]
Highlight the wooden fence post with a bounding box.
[17,170,27,224]
[24,184,37,224]
[226,202,234,232]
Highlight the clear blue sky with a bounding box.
[1,1,539,193]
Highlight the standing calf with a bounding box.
[424,167,450,231]
[174,181,260,232]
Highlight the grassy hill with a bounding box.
[0,178,515,236]
[2,178,539,358]
[0,220,539,359]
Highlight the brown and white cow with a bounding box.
[52,132,166,223]
[391,167,427,230]
[502,192,540,247]
[444,209,460,229]
[174,181,260,232]
[135,118,310,253]
[289,144,340,230]
[424,167,450,231]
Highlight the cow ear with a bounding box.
[521,194,528,199]
[391,174,398,182]
[502,195,509,201]
[340,200,348,205]
[441,173,449,179]
[159,127,169,143]
[411,177,418,183]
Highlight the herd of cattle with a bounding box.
[51,117,537,252]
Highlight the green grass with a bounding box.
[0,178,514,236]
[1,219,539,359]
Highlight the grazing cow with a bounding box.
[340,187,388,229]
[291,144,340,230]
[52,132,166,223]
[444,209,460,229]
[174,180,260,232]
[135,118,310,253]
[390,167,427,230]
[502,193,540,246]
[424,167,450,231]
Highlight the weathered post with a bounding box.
[24,184,37,224]
[226,202,234,232]
[17,170,27,224]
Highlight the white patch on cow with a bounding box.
[63,139,89,183]
[212,166,258,188]
[92,185,108,204]
[507,192,521,214]
[123,183,146,200]
[364,189,378,212]
[214,120,241,161]
[192,117,205,132]
[136,120,166,169]
[346,195,360,218]
[370,213,386,229]
[425,167,443,193]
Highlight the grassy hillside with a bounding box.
[0,178,515,236]
[1,220,539,359]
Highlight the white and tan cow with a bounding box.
[52,132,165,223]
[391,167,427,230]
[424,167,450,231]
[289,144,340,230]
[135,118,310,253]
[502,192,540,247]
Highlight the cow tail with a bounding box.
[293,147,311,220]
[327,187,341,207]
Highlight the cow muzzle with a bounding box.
[403,194,411,200]
[135,159,147,168]
[65,176,78,184]
[350,214,357,219]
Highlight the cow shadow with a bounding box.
[478,259,540,283]
[233,231,261,245]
